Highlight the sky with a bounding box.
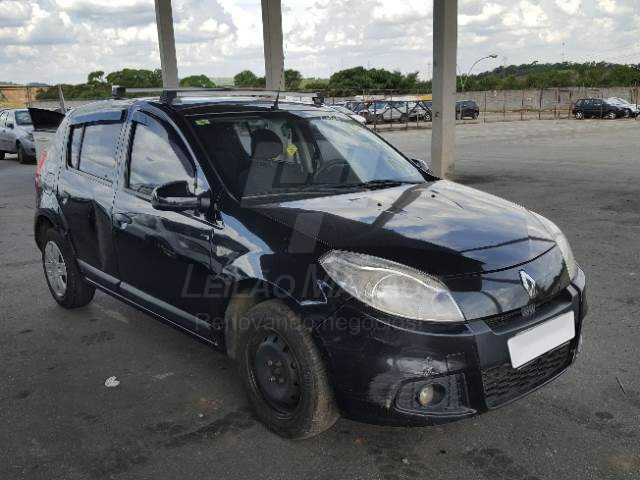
[1,0,639,85]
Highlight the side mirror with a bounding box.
[7,122,14,129]
[151,180,210,212]
[410,158,432,174]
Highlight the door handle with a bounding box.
[113,213,132,229]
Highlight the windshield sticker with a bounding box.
[195,119,210,126]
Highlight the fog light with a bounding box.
[417,385,435,406]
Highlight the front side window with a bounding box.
[128,116,194,195]
[15,111,32,125]
[189,110,424,201]
[75,123,121,181]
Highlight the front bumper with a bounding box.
[315,268,587,426]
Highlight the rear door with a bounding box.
[57,111,124,282]
[112,110,217,336]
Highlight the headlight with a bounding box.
[320,251,464,322]
[532,212,577,280]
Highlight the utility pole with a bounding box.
[154,0,179,89]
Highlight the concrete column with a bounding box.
[261,0,285,90]
[431,0,458,179]
[155,0,179,89]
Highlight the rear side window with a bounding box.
[128,117,194,195]
[68,123,121,181]
[69,126,83,168]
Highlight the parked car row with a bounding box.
[331,99,483,125]
[0,108,36,163]
[572,97,639,120]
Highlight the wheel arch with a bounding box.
[221,276,321,360]
[34,212,58,251]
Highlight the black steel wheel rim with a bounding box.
[249,331,301,415]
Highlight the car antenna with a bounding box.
[271,89,280,110]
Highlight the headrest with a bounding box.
[251,129,283,160]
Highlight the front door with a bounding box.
[591,99,604,118]
[112,111,218,337]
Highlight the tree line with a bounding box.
[36,61,640,100]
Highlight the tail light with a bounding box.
[35,149,48,191]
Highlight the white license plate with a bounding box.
[508,311,575,369]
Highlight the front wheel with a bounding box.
[17,143,30,164]
[42,229,95,308]
[237,299,339,439]
[623,109,631,118]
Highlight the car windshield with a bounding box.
[189,110,424,200]
[15,111,32,125]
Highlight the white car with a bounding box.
[605,97,639,118]
[329,105,367,125]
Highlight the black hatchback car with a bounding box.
[34,91,587,439]
[455,100,480,120]
[572,98,623,119]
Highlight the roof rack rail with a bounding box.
[111,85,324,106]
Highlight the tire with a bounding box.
[456,112,462,120]
[605,111,616,120]
[575,111,584,120]
[17,143,30,164]
[0,151,4,160]
[473,112,479,120]
[424,112,432,122]
[42,228,95,308]
[237,299,339,439]
[623,109,631,118]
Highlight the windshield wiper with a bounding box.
[315,179,422,190]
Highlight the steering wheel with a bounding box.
[313,159,351,183]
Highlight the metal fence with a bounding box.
[4,85,639,132]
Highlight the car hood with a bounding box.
[252,180,556,276]
[17,124,33,134]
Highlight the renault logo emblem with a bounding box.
[519,270,537,298]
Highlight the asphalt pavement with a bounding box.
[1,119,638,480]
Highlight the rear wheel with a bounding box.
[237,299,339,439]
[424,112,432,122]
[473,112,479,120]
[42,229,95,308]
[575,111,584,120]
[605,111,617,120]
[0,151,4,160]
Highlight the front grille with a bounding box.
[484,291,569,331]
[481,343,572,408]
